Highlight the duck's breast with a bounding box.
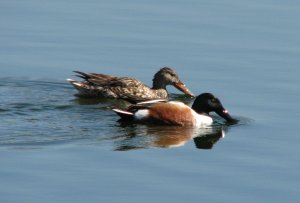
[191,111,213,127]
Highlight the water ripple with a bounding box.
[0,77,246,149]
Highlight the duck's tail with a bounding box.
[112,109,134,121]
[66,78,95,96]
[73,71,115,86]
[66,78,85,88]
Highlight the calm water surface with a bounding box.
[1,0,300,202]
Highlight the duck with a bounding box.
[112,93,238,127]
[67,67,194,102]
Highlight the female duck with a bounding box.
[67,67,194,102]
[112,93,238,127]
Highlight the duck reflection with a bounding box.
[72,97,130,107]
[113,122,228,151]
[193,128,225,149]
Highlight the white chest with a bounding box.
[192,111,213,127]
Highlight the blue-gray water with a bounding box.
[1,0,300,202]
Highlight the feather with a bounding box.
[112,109,134,120]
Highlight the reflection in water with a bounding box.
[113,122,229,151]
[72,96,131,110]
[193,129,224,149]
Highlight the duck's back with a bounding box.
[69,74,168,100]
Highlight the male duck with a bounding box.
[112,93,238,127]
[67,67,194,102]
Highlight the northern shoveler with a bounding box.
[67,67,194,102]
[112,93,238,127]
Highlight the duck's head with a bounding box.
[192,93,238,124]
[152,67,194,97]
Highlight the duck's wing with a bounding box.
[119,90,168,103]
[136,99,168,104]
[73,71,149,88]
[112,99,167,120]
[73,71,118,86]
[129,99,167,109]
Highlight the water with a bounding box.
[1,0,300,202]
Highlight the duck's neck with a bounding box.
[195,111,210,116]
[191,104,210,116]
[152,77,167,90]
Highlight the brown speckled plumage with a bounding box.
[67,67,194,102]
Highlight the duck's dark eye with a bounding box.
[211,98,216,103]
